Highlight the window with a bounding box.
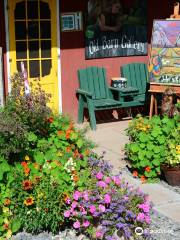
[61,12,83,32]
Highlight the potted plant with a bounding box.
[161,128,180,186]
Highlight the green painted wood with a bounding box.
[121,63,148,103]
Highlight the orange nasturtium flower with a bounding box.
[24,166,30,176]
[33,163,39,170]
[21,161,27,167]
[23,180,33,190]
[141,175,146,183]
[24,196,34,206]
[66,146,71,153]
[73,174,79,182]
[4,198,11,206]
[66,129,73,139]
[145,166,151,172]
[132,170,138,177]
[57,130,64,136]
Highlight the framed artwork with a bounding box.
[0,47,4,107]
[61,12,83,32]
[85,0,148,59]
[149,20,180,84]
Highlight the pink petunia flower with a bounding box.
[96,231,104,238]
[97,181,107,188]
[82,220,90,228]
[73,221,81,229]
[71,201,78,209]
[73,191,81,200]
[104,194,111,204]
[96,172,103,180]
[137,212,145,221]
[104,176,111,184]
[145,215,151,224]
[99,204,106,213]
[89,205,96,214]
[139,203,150,213]
[64,210,71,218]
[83,191,89,201]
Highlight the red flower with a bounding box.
[3,223,9,230]
[21,161,27,167]
[145,166,151,172]
[132,170,138,177]
[47,117,54,123]
[23,180,32,190]
[141,175,146,183]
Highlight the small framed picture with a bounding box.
[61,12,83,32]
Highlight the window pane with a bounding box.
[15,1,25,20]
[29,41,39,58]
[27,1,38,19]
[42,60,51,77]
[40,21,51,38]
[41,40,51,58]
[28,21,39,39]
[29,60,40,78]
[15,22,26,40]
[16,42,27,59]
[17,61,27,75]
[40,1,50,19]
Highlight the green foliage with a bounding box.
[0,111,95,237]
[125,115,180,182]
[0,73,51,159]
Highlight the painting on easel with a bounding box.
[149,20,180,84]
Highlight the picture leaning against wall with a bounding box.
[149,20,180,84]
[85,0,148,59]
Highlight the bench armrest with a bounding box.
[76,89,93,97]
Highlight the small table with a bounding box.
[149,82,180,117]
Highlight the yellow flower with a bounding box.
[24,196,34,206]
[24,155,30,161]
[6,229,12,239]
[57,151,63,157]
[3,207,9,213]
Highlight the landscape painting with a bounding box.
[149,20,180,84]
[85,0,148,59]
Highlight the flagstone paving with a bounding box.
[78,120,180,224]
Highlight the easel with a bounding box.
[148,2,180,117]
[170,2,180,19]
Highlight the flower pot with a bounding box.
[161,164,180,186]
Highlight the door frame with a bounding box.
[4,0,62,113]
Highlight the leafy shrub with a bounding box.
[125,115,180,182]
[0,73,51,159]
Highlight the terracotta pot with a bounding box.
[161,164,180,186]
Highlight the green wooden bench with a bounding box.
[119,62,149,105]
[76,66,123,130]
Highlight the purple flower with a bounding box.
[104,194,111,204]
[82,220,90,227]
[99,204,106,213]
[64,210,71,218]
[73,220,81,229]
[89,205,96,214]
[73,191,81,200]
[83,191,89,201]
[137,212,145,222]
[96,172,104,180]
[97,181,107,188]
[96,231,104,238]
